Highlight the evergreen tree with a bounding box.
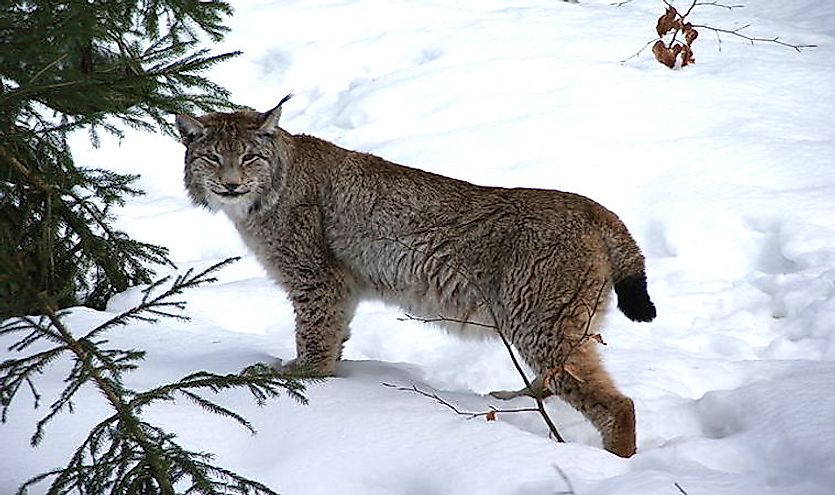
[1,258,313,494]
[0,0,240,318]
[0,4,316,493]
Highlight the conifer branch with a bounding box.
[2,258,311,494]
[28,286,179,494]
[0,0,243,318]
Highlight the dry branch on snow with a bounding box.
[622,1,816,68]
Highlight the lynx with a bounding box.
[175,96,656,458]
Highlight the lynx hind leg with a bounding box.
[548,341,636,458]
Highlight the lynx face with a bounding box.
[175,100,289,219]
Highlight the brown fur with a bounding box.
[175,99,655,457]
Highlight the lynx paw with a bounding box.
[602,397,637,458]
[280,357,337,377]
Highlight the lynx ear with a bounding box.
[257,93,293,136]
[175,114,205,144]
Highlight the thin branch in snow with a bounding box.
[396,309,565,442]
[689,23,817,52]
[621,37,662,64]
[398,314,496,330]
[695,1,744,10]
[675,482,690,495]
[625,1,816,68]
[554,464,578,494]
[382,383,539,421]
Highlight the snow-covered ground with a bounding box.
[3,1,835,493]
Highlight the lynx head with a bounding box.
[175,94,293,219]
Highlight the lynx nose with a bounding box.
[220,167,243,191]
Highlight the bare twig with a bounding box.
[690,23,817,52]
[555,464,578,495]
[398,314,494,330]
[627,1,816,67]
[495,324,566,442]
[382,383,539,420]
[394,313,566,442]
[376,380,586,494]
[675,482,690,495]
[695,1,743,10]
[663,0,698,19]
[621,37,662,64]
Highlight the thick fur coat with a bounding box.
[175,98,656,457]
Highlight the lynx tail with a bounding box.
[594,206,657,323]
[614,274,656,322]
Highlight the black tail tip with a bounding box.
[614,275,657,322]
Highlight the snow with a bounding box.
[3,0,835,493]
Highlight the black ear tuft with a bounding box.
[276,93,294,109]
[257,93,294,136]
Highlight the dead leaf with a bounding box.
[652,40,677,68]
[563,364,585,383]
[684,27,699,45]
[681,44,696,66]
[656,6,679,37]
[542,368,557,390]
[485,410,497,421]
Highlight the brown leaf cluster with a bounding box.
[653,5,700,68]
[656,6,679,37]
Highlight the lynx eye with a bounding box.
[200,154,222,167]
[241,153,262,165]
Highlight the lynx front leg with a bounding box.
[287,270,355,376]
[270,202,358,376]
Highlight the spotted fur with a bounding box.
[175,98,656,457]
